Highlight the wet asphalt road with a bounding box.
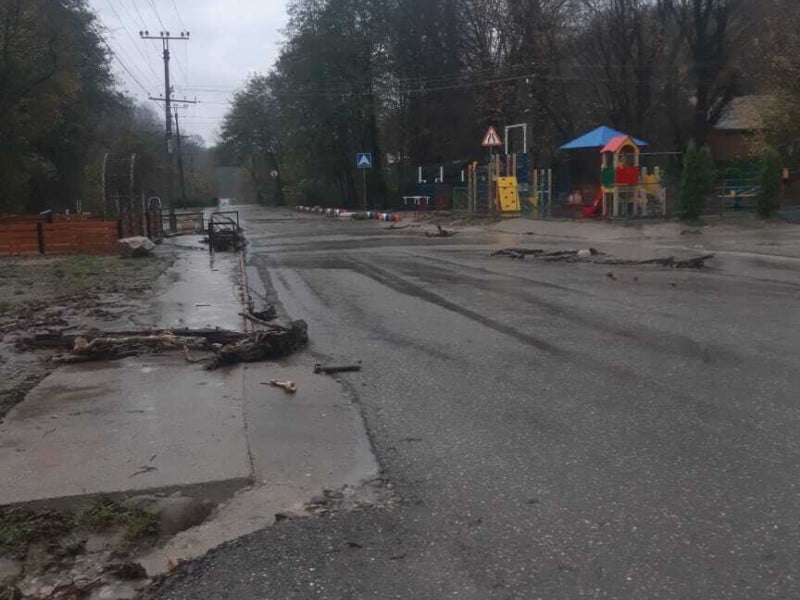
[151,208,800,599]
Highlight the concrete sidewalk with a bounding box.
[137,364,377,575]
[0,238,251,507]
[0,231,377,567]
[0,357,251,506]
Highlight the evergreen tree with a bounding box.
[758,146,782,218]
[680,141,714,220]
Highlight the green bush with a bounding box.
[758,146,782,218]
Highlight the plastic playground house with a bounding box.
[559,126,666,219]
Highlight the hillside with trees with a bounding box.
[0,0,210,215]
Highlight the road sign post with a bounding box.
[357,153,372,210]
[481,126,503,149]
[481,128,503,214]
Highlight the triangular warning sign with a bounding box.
[481,126,503,148]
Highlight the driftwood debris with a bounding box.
[54,334,187,364]
[636,255,715,269]
[37,321,309,368]
[206,320,308,370]
[240,312,275,328]
[490,247,713,269]
[252,304,277,321]
[426,225,457,238]
[491,248,546,259]
[24,328,247,351]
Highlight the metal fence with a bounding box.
[453,187,470,212]
[162,211,205,234]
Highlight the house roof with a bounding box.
[601,135,637,154]
[715,95,771,131]
[560,126,648,150]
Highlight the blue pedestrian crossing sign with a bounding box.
[357,153,373,169]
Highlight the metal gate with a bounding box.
[453,187,470,211]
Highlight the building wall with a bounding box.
[708,130,757,162]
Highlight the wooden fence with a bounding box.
[0,224,41,255]
[1,211,164,257]
[0,221,119,256]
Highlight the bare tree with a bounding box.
[667,0,749,142]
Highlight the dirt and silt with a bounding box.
[0,254,175,420]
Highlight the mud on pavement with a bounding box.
[0,252,175,420]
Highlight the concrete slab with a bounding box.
[140,237,246,332]
[242,365,377,488]
[0,356,252,507]
[135,363,378,576]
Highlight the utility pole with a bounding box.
[174,108,188,205]
[140,29,190,231]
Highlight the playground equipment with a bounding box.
[496,177,521,212]
[599,136,665,218]
[404,125,668,220]
[559,126,666,219]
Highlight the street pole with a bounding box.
[362,169,367,211]
[101,153,108,220]
[174,109,188,206]
[140,30,191,232]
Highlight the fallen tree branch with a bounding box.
[489,248,713,269]
[492,249,525,259]
[42,321,309,368]
[53,334,191,363]
[239,312,276,328]
[183,345,206,364]
[637,254,715,269]
[22,328,247,350]
[206,320,309,370]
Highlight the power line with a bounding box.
[129,0,149,29]
[169,0,187,31]
[190,67,690,101]
[106,0,161,85]
[178,60,689,99]
[172,52,189,88]
[146,0,167,31]
[93,18,151,92]
[103,40,162,114]
[141,0,189,88]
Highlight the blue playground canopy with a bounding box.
[560,126,648,150]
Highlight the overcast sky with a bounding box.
[89,0,290,145]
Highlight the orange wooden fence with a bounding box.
[0,221,119,256]
[0,224,41,255]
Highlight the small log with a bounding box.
[240,312,275,328]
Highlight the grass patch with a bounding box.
[0,496,159,554]
[0,509,74,552]
[76,496,159,540]
[0,254,171,311]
